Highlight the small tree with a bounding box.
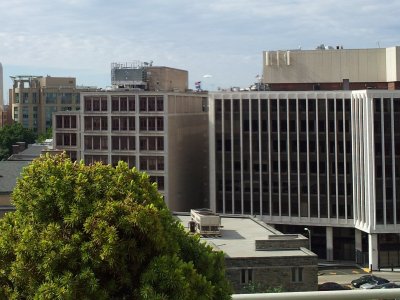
[37,127,52,143]
[0,123,37,160]
[0,154,231,299]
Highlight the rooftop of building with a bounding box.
[0,160,31,194]
[176,214,315,258]
[7,143,50,161]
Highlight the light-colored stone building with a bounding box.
[263,46,400,91]
[176,213,318,293]
[209,89,400,271]
[53,90,209,211]
[10,75,92,134]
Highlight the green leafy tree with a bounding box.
[0,154,232,299]
[37,127,52,143]
[0,123,37,160]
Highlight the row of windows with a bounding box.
[47,93,79,104]
[219,138,352,155]
[139,156,164,171]
[56,115,77,129]
[219,179,352,196]
[84,116,137,131]
[242,118,350,133]
[139,96,164,112]
[82,116,165,132]
[83,156,165,190]
[139,136,164,151]
[56,133,77,147]
[216,98,351,114]
[240,267,303,284]
[112,96,136,112]
[111,136,136,151]
[84,116,108,131]
[84,96,108,112]
[83,96,165,113]
[139,117,164,131]
[84,136,108,151]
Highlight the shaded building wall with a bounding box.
[167,94,209,211]
[225,255,318,293]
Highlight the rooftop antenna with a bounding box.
[377,41,381,48]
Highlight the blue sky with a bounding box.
[1,0,400,104]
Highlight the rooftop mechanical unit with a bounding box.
[111,61,152,90]
[189,208,221,236]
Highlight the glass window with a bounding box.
[46,93,57,104]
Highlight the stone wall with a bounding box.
[255,237,308,250]
[225,255,318,293]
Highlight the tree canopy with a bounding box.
[0,154,231,299]
[0,123,37,160]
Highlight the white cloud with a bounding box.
[0,0,400,95]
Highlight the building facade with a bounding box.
[53,91,209,211]
[176,214,318,293]
[209,90,400,270]
[262,46,400,91]
[10,75,95,134]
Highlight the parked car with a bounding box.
[371,282,400,289]
[351,275,389,288]
[360,277,390,289]
[319,282,351,291]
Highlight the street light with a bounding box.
[304,227,311,251]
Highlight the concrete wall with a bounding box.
[0,194,11,206]
[263,48,390,84]
[167,94,209,211]
[225,255,318,293]
[147,67,188,92]
[386,46,400,82]
[255,237,308,251]
[39,76,76,88]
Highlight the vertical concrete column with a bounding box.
[326,226,333,261]
[368,233,379,271]
[355,229,362,264]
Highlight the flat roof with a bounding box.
[7,144,47,161]
[176,215,315,258]
[0,161,31,193]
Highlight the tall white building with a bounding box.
[209,89,400,270]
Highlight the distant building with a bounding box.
[0,160,31,217]
[10,75,97,134]
[262,46,400,91]
[209,89,400,271]
[111,62,188,92]
[176,213,318,293]
[0,104,12,127]
[0,62,3,109]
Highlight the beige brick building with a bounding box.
[10,75,96,134]
[53,90,209,211]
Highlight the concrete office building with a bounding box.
[10,75,96,134]
[54,64,208,211]
[209,89,400,270]
[262,46,400,91]
[53,90,209,211]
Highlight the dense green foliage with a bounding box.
[0,123,37,160]
[0,154,232,299]
[37,128,52,143]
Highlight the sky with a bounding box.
[1,0,400,104]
